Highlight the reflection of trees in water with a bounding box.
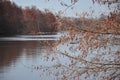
[0,41,55,69]
[0,42,23,69]
[22,41,55,58]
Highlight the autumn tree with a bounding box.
[44,12,58,32]
[31,0,120,80]
[23,7,38,34]
[22,7,58,34]
[0,0,23,36]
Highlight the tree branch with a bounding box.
[58,50,120,66]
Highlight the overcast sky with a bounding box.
[10,0,110,18]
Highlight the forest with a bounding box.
[0,0,120,36]
[0,0,57,36]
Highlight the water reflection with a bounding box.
[0,40,56,80]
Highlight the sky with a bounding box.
[10,0,110,18]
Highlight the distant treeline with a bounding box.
[0,0,58,36]
[59,13,120,34]
[0,0,119,36]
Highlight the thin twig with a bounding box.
[58,50,120,66]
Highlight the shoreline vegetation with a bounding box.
[0,0,120,37]
[0,0,57,36]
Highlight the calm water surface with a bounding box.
[0,35,61,80]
